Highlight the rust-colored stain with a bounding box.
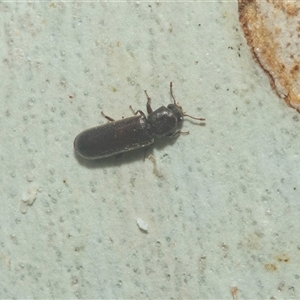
[238,0,300,112]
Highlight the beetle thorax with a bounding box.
[147,105,184,138]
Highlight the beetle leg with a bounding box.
[144,90,153,114]
[168,130,189,138]
[129,105,146,118]
[101,111,115,122]
[143,144,154,161]
[179,130,189,135]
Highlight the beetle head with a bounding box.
[167,103,184,122]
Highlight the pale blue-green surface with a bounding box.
[1,2,299,299]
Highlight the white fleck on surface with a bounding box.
[136,217,148,232]
[19,184,39,214]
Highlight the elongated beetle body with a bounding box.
[74,115,153,159]
[74,82,205,160]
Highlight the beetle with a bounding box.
[74,82,205,160]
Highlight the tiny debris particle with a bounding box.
[136,217,148,232]
[20,184,39,214]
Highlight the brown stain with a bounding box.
[230,286,238,300]
[238,0,300,112]
[263,253,290,273]
[290,64,299,77]
[275,253,290,263]
[264,263,277,272]
[267,0,300,16]
[148,154,164,178]
[239,232,261,251]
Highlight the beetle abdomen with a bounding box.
[74,115,154,159]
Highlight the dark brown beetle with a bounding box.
[74,82,205,159]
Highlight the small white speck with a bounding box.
[19,184,39,214]
[136,217,148,232]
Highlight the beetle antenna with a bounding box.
[170,82,177,105]
[184,114,205,121]
[170,82,205,122]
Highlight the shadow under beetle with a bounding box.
[74,82,205,160]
